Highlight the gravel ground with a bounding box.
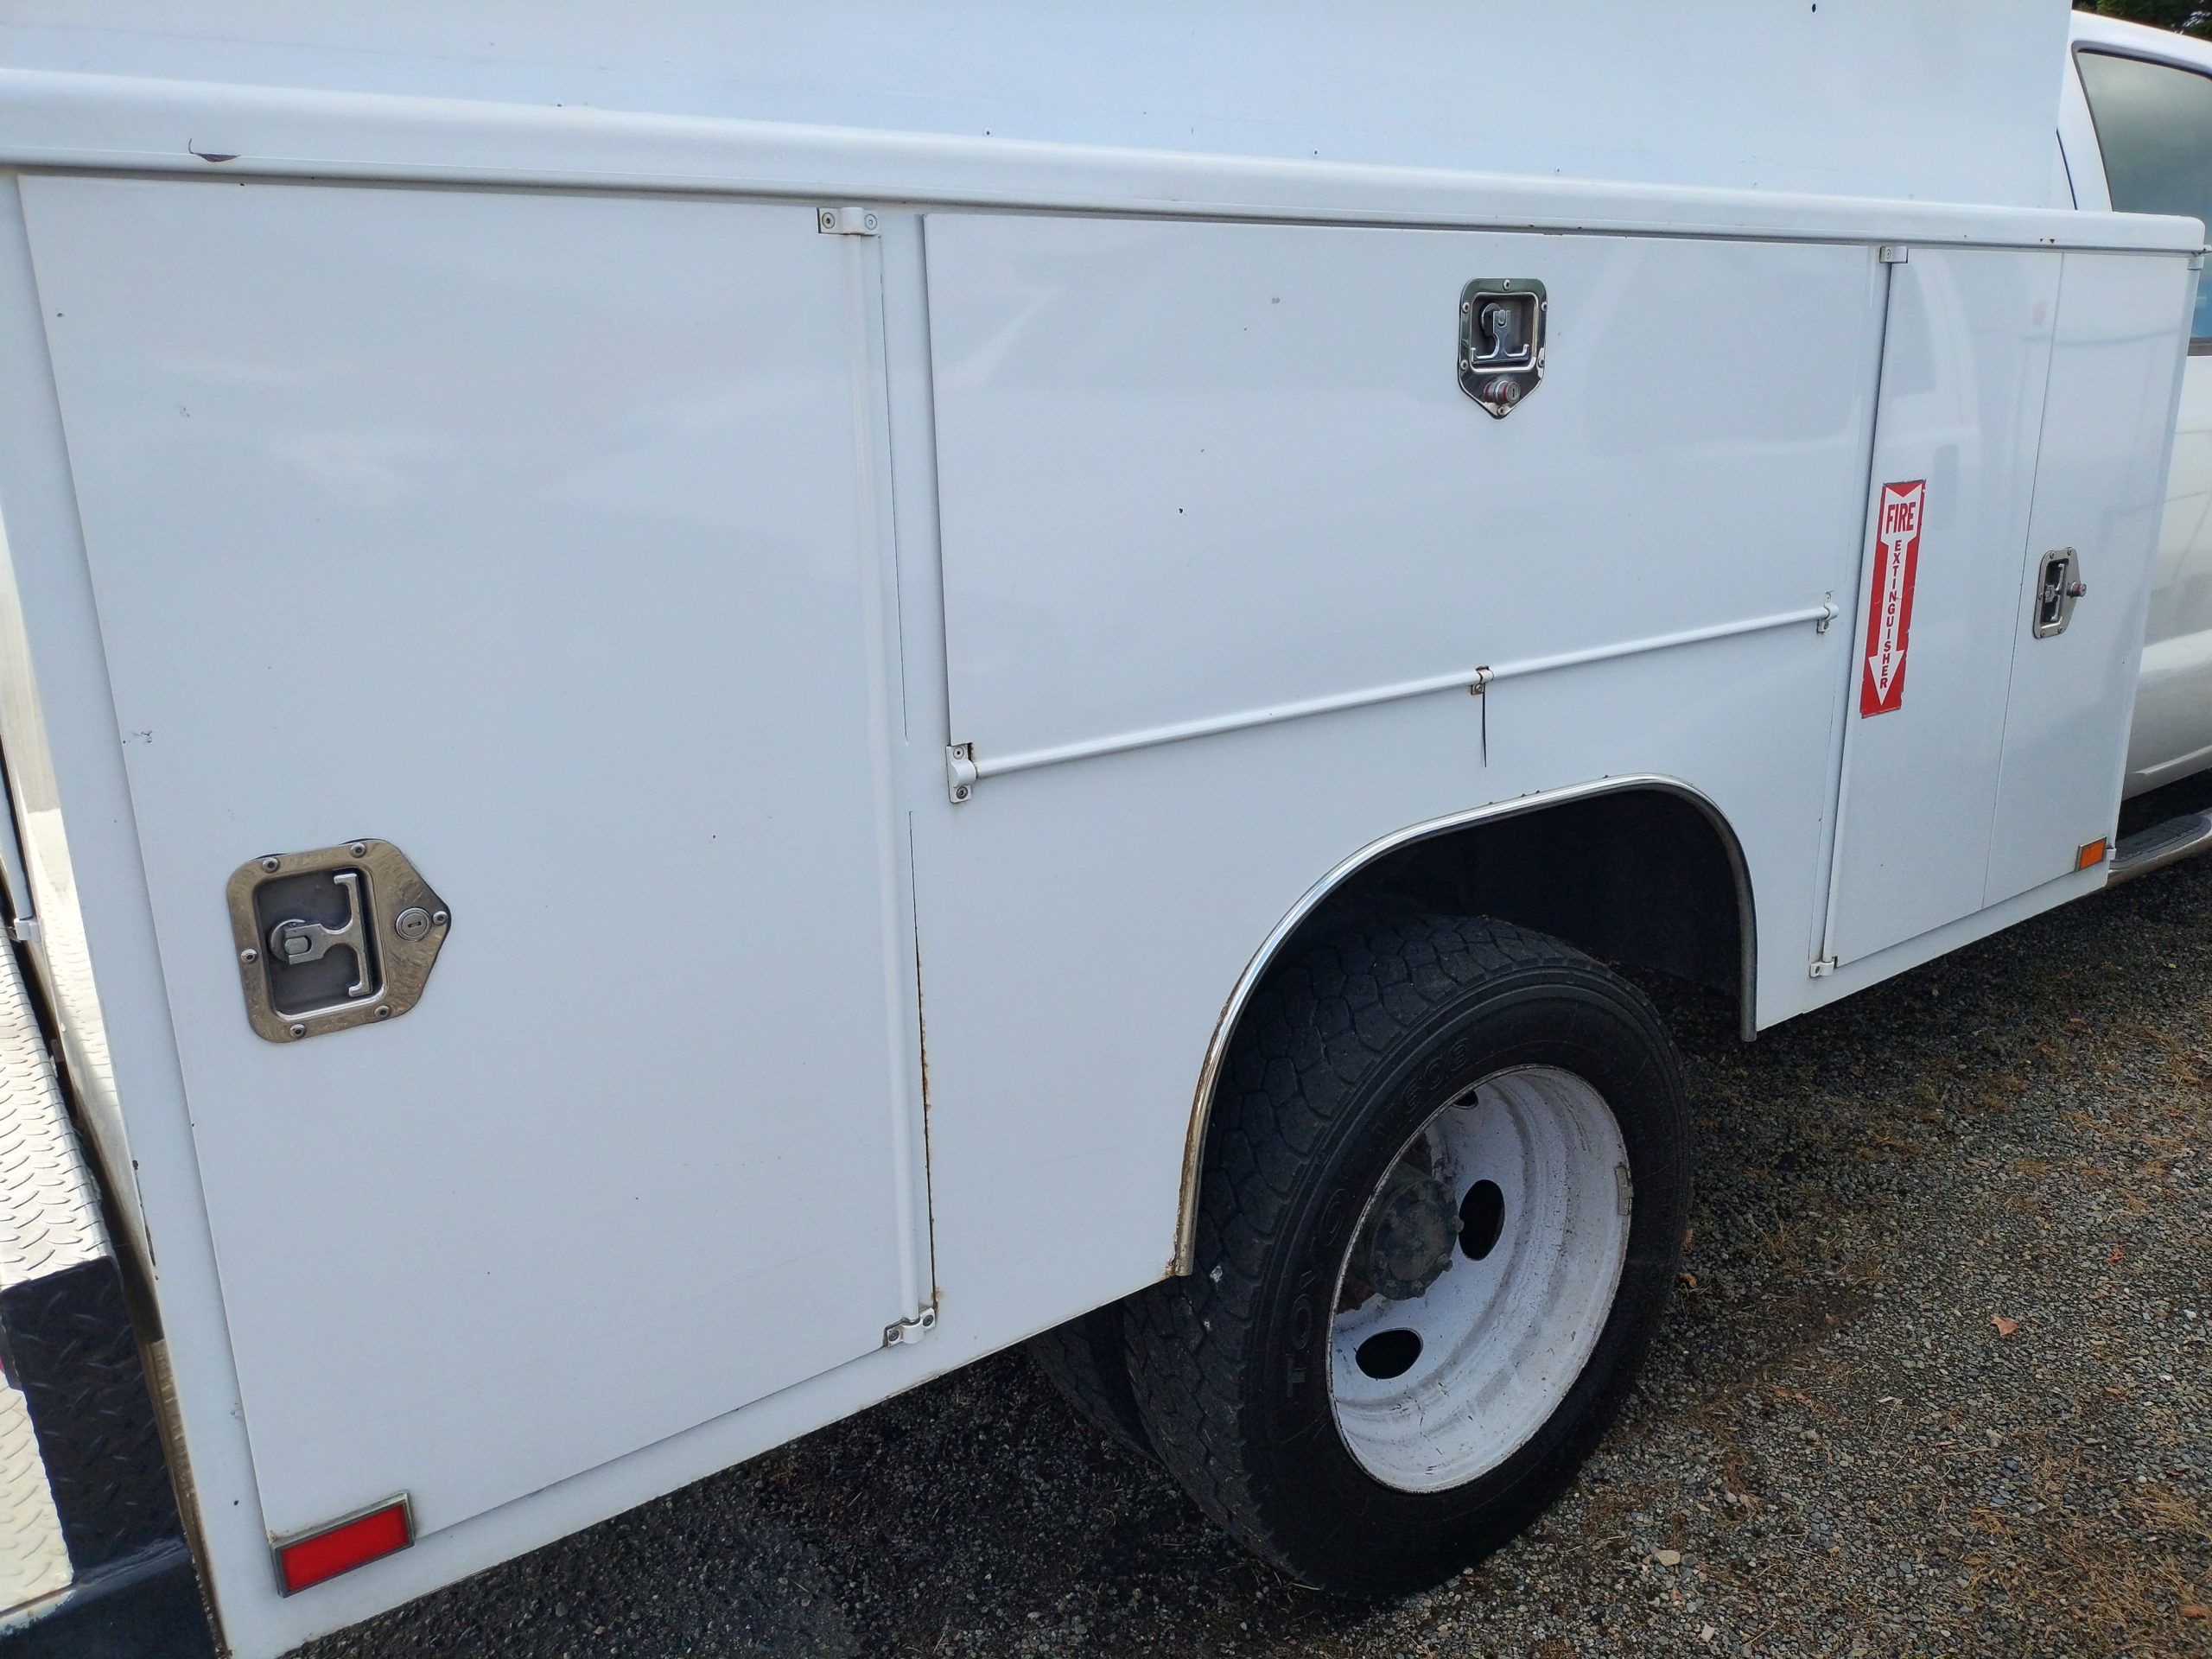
[301,784,2212,1659]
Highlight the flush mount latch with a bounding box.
[1458,278,1548,418]
[2032,547,2088,639]
[227,840,449,1042]
[269,869,372,991]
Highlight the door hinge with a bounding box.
[2192,249,2207,272]
[817,205,880,237]
[1808,956,1838,979]
[1878,245,1910,265]
[883,1308,937,1347]
[8,915,38,945]
[946,743,978,804]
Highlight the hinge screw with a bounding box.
[239,947,258,965]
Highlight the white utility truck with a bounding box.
[0,3,2203,1654]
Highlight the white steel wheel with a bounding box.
[1328,1065,1630,1492]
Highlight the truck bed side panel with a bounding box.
[912,214,1883,1343]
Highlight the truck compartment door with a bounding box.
[1823,245,2190,965]
[19,177,929,1542]
[1985,251,2193,901]
[1824,248,2060,966]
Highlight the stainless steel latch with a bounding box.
[270,869,372,994]
[2032,548,2086,639]
[1459,279,1548,418]
[228,841,450,1042]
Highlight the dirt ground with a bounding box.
[302,785,2212,1659]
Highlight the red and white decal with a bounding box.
[1859,479,1924,717]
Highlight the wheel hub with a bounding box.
[1330,1066,1635,1494]
[1353,1160,1463,1301]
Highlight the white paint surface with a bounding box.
[0,1,2074,207]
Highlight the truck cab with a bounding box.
[2067,14,2212,796]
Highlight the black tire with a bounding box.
[1027,1302,1154,1461]
[1124,912,1688,1594]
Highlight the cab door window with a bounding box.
[2079,48,2212,341]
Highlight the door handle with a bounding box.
[2031,548,2087,639]
[269,868,372,995]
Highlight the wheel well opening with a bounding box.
[1176,785,1752,1274]
[1322,788,1751,1009]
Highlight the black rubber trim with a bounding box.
[0,1540,213,1658]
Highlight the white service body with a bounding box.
[0,3,2196,1652]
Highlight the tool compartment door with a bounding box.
[1825,246,2190,966]
[1985,251,2194,902]
[1825,249,2057,965]
[21,178,927,1540]
[922,213,1882,772]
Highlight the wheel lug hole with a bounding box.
[1354,1329,1423,1380]
[1459,1179,1507,1261]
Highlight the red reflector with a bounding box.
[2076,837,2110,872]
[276,1497,413,1595]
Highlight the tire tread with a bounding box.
[1027,1303,1154,1461]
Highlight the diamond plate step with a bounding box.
[0,1376,68,1618]
[2110,805,2212,887]
[0,938,102,1294]
[0,936,95,1624]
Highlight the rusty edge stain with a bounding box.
[908,820,941,1314]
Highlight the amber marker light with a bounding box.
[2076,838,2109,872]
